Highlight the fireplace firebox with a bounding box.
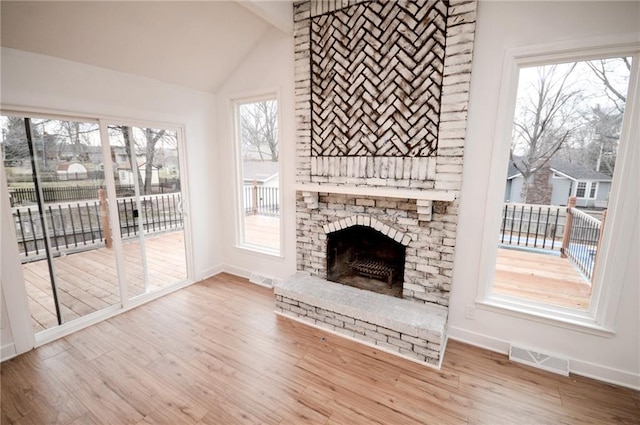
[327,225,406,298]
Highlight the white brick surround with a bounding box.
[284,0,477,368]
[296,193,458,306]
[323,215,413,246]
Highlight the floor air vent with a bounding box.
[509,345,570,376]
[249,273,274,288]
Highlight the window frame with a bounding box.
[589,182,598,199]
[475,35,640,334]
[576,181,587,198]
[231,92,283,257]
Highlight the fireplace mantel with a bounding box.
[295,183,457,201]
[296,183,457,221]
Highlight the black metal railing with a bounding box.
[243,185,279,216]
[12,193,183,261]
[499,203,565,251]
[562,208,602,280]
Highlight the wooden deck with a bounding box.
[23,231,187,333]
[244,214,280,250]
[494,247,591,310]
[2,274,638,425]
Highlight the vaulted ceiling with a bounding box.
[0,1,293,93]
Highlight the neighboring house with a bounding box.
[110,146,129,164]
[56,161,88,180]
[117,162,159,186]
[505,158,612,208]
[242,160,279,188]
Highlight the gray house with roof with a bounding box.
[505,158,612,208]
[242,160,279,187]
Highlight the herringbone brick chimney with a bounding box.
[293,0,477,307]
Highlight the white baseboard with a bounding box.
[447,325,640,390]
[570,358,640,390]
[222,265,251,279]
[1,342,17,362]
[222,266,277,289]
[447,325,510,355]
[198,265,225,281]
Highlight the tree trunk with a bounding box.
[123,126,145,193]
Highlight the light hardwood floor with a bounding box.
[2,273,638,425]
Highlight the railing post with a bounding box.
[98,189,112,248]
[561,196,576,258]
[252,179,258,215]
[591,209,607,282]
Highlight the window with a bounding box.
[233,96,281,255]
[479,39,638,331]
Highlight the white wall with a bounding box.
[451,1,640,388]
[0,47,221,354]
[1,47,221,279]
[0,288,14,359]
[1,162,36,358]
[215,28,296,281]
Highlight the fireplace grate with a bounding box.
[348,256,395,287]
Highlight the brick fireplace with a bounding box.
[275,0,477,367]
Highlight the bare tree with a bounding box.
[140,127,169,194]
[119,126,145,192]
[511,63,583,202]
[0,117,61,171]
[587,57,630,114]
[112,126,176,195]
[584,57,631,174]
[55,121,97,162]
[240,100,278,161]
[2,116,35,165]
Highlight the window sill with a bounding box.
[235,243,283,259]
[476,294,616,337]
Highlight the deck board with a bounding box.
[244,214,280,250]
[22,231,187,332]
[494,248,591,310]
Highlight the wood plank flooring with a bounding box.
[2,273,638,425]
[494,248,592,310]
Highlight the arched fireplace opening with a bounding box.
[326,225,406,298]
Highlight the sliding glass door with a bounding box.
[2,115,120,332]
[107,124,187,301]
[1,114,189,334]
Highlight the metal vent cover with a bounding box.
[509,345,570,376]
[249,273,274,288]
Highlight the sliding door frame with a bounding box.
[1,106,194,351]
